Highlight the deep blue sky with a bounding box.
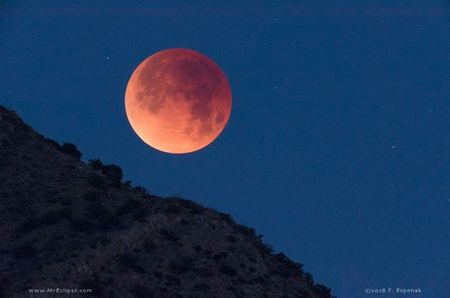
[1,1,449,297]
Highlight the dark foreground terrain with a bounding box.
[0,106,333,297]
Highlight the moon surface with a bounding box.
[125,48,232,154]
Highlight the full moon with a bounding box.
[125,48,232,154]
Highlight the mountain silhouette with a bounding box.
[0,106,333,298]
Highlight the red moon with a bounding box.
[125,48,232,154]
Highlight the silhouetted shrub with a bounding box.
[59,143,82,159]
[15,216,39,234]
[304,272,314,285]
[58,196,73,206]
[13,243,37,259]
[96,235,111,247]
[254,276,265,284]
[219,213,234,225]
[66,238,84,252]
[274,253,305,277]
[102,212,120,228]
[39,210,61,225]
[255,241,273,255]
[119,253,145,273]
[70,217,94,232]
[87,173,106,189]
[143,239,155,253]
[47,198,58,205]
[193,283,210,291]
[213,252,229,262]
[57,207,73,219]
[203,249,212,257]
[0,156,9,170]
[165,274,181,286]
[116,199,147,220]
[65,164,76,170]
[22,154,33,161]
[227,286,239,295]
[165,204,180,214]
[134,186,148,195]
[130,284,153,298]
[274,252,289,263]
[86,202,108,218]
[132,208,149,221]
[235,224,255,238]
[153,271,163,279]
[45,138,60,149]
[83,190,102,201]
[85,202,118,228]
[89,158,104,170]
[102,164,123,186]
[313,284,332,297]
[89,159,123,186]
[176,198,205,215]
[169,256,194,274]
[192,267,213,278]
[79,277,102,296]
[159,287,167,293]
[227,235,237,243]
[159,229,179,242]
[219,265,237,276]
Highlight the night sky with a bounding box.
[1,1,449,297]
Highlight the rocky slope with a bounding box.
[0,106,333,298]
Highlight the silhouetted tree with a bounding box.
[45,138,60,149]
[89,159,123,186]
[60,142,82,159]
[89,158,104,170]
[87,173,106,189]
[313,284,332,297]
[130,284,153,297]
[102,164,123,186]
[305,272,314,285]
[219,265,237,276]
[13,243,37,259]
[134,186,148,195]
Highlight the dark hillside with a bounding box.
[0,106,333,298]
